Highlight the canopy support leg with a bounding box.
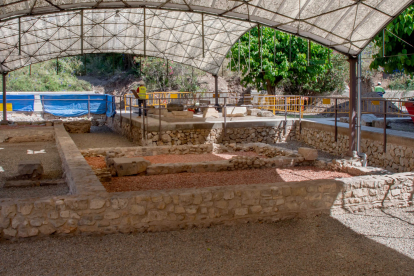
[1,73,8,125]
[202,14,205,58]
[357,54,362,153]
[248,31,250,72]
[214,74,219,107]
[348,57,357,156]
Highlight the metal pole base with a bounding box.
[0,120,9,125]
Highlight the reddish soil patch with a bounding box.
[85,157,106,169]
[141,152,261,164]
[104,167,352,192]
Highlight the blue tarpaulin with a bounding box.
[106,95,116,117]
[41,94,110,117]
[0,95,35,111]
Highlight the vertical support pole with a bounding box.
[299,96,302,136]
[80,9,84,55]
[144,8,146,57]
[87,95,90,118]
[357,54,362,153]
[289,34,292,63]
[223,98,227,135]
[1,73,8,125]
[56,58,59,75]
[383,100,387,153]
[41,95,45,119]
[248,30,250,72]
[142,106,145,145]
[18,17,21,56]
[238,39,240,75]
[166,59,169,89]
[273,28,276,64]
[307,40,310,66]
[119,96,122,126]
[335,98,338,142]
[383,29,385,57]
[159,98,161,141]
[29,64,31,75]
[284,95,287,135]
[129,97,132,134]
[258,25,262,71]
[348,57,357,155]
[202,14,205,58]
[214,74,219,107]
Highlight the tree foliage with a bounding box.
[229,26,346,95]
[137,57,204,92]
[370,5,414,74]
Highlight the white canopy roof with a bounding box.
[0,0,412,74]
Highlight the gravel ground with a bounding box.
[274,140,341,159]
[70,126,136,149]
[1,208,413,276]
[0,141,63,182]
[105,167,352,192]
[0,184,69,199]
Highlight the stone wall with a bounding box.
[297,121,414,173]
[106,114,296,146]
[54,124,106,195]
[1,172,413,239]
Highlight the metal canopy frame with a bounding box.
[0,0,413,74]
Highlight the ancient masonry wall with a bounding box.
[297,121,414,173]
[106,114,296,146]
[1,173,413,239]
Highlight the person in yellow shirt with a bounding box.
[137,81,147,117]
[374,82,385,97]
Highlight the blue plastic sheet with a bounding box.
[0,95,35,111]
[106,95,116,117]
[41,94,108,117]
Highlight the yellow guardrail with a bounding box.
[124,92,192,110]
[255,95,307,117]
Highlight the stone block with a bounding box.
[113,157,150,177]
[171,111,193,118]
[17,160,43,180]
[298,147,318,161]
[167,103,184,112]
[226,107,247,117]
[203,107,219,118]
[257,111,275,117]
[63,120,91,133]
[247,108,261,116]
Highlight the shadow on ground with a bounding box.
[1,213,413,275]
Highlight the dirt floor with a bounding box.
[0,141,63,181]
[70,126,136,149]
[1,208,413,275]
[104,167,352,192]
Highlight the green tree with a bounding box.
[370,5,414,74]
[229,26,342,95]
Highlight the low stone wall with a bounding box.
[1,172,413,239]
[332,172,414,213]
[146,156,301,175]
[297,121,414,173]
[81,144,213,157]
[106,114,296,146]
[54,124,106,195]
[0,126,54,143]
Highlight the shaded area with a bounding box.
[69,126,136,149]
[104,167,351,192]
[0,184,68,199]
[1,212,413,275]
